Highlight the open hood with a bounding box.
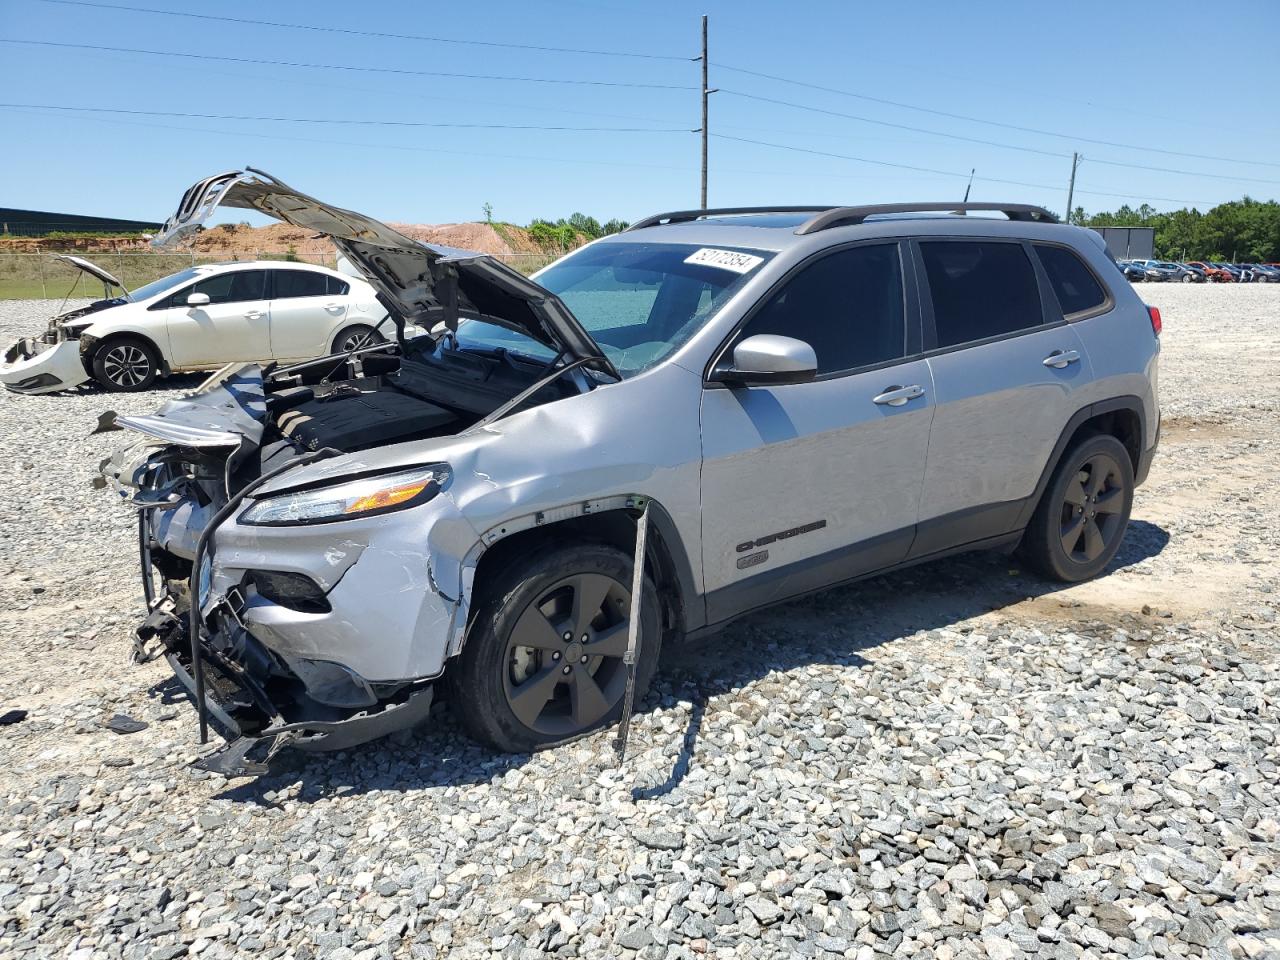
[152,168,617,378]
[53,254,127,294]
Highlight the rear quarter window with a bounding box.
[1034,245,1109,317]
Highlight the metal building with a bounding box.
[1090,227,1155,260]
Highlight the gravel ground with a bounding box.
[1,286,1277,960]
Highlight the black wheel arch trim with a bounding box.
[468,495,705,637]
[1015,394,1151,531]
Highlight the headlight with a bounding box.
[239,464,449,526]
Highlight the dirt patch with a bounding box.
[1159,416,1242,443]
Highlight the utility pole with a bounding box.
[700,15,710,209]
[1065,152,1081,224]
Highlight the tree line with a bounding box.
[526,213,630,248]
[1067,197,1280,262]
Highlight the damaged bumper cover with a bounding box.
[135,599,435,774]
[1,336,91,393]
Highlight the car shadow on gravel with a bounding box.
[208,523,1169,803]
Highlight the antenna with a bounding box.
[963,168,975,203]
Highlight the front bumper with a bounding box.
[1,337,91,393]
[134,518,438,772]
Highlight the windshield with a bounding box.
[452,241,773,377]
[127,268,205,303]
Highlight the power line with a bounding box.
[0,102,689,133]
[713,133,1216,206]
[720,90,1280,188]
[713,61,1280,170]
[0,39,697,89]
[720,89,1070,160]
[0,104,962,186]
[28,0,693,61]
[50,43,688,129]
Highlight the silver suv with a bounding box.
[103,171,1160,765]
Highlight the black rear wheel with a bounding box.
[1020,433,1134,582]
[449,542,661,752]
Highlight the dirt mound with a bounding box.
[1,221,563,258]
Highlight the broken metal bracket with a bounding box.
[614,502,649,765]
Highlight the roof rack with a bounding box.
[626,206,835,232]
[794,202,1058,235]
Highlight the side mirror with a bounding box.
[712,334,818,386]
[186,292,210,307]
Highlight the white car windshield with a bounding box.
[127,268,204,303]
[453,241,773,377]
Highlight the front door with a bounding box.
[164,269,271,367]
[698,242,934,624]
[267,268,349,360]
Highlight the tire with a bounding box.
[1019,433,1134,583]
[449,542,662,753]
[331,323,385,354]
[91,336,160,392]
[1181,273,1193,283]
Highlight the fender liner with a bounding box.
[1014,394,1151,531]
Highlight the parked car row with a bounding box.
[1117,258,1280,283]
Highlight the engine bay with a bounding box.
[252,336,583,475]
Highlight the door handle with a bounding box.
[873,384,925,407]
[324,303,343,311]
[245,310,264,320]
[1043,349,1080,368]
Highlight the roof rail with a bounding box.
[626,206,835,232]
[794,202,1058,235]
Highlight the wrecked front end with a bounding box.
[101,364,483,773]
[2,255,129,394]
[1,303,114,393]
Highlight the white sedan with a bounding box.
[1,256,389,393]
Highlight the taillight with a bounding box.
[1148,305,1162,336]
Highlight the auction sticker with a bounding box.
[684,248,764,274]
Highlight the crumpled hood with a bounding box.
[151,168,617,378]
[111,364,268,448]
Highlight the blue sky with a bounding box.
[3,0,1278,227]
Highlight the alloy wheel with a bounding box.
[1059,452,1126,564]
[102,344,152,387]
[339,329,374,352]
[501,572,631,737]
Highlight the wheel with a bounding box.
[1020,434,1134,583]
[331,323,385,354]
[449,542,662,753]
[1181,273,1193,283]
[91,336,160,392]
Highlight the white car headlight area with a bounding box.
[239,464,450,526]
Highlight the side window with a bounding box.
[1033,244,1107,317]
[739,244,905,375]
[186,270,268,305]
[920,241,1043,348]
[272,270,330,299]
[326,275,350,296]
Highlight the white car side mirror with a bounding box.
[186,292,210,307]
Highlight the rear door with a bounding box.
[911,238,1093,555]
[267,268,349,360]
[162,269,272,367]
[698,241,934,622]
